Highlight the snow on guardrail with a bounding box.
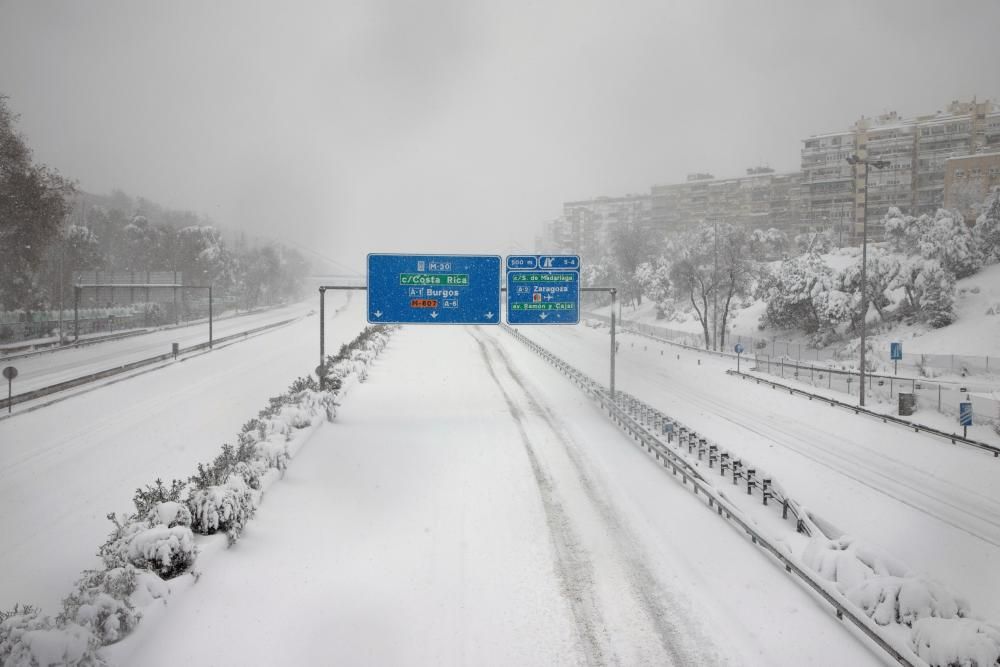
[501,324,1000,667]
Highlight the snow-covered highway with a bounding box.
[0,292,363,615]
[111,325,880,666]
[519,321,1000,621]
[1,302,315,398]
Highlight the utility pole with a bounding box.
[846,153,890,407]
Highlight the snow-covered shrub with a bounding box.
[803,534,910,590]
[125,525,197,576]
[146,501,192,528]
[100,513,197,579]
[190,441,260,489]
[187,476,256,545]
[254,437,290,473]
[58,567,140,644]
[132,478,187,518]
[0,605,102,666]
[911,617,1000,667]
[847,575,969,627]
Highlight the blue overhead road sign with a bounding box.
[891,342,902,360]
[367,254,501,325]
[506,254,580,325]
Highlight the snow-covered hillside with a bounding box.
[599,250,1000,361]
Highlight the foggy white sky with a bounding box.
[2,0,999,273]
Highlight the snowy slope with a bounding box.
[898,262,1000,356]
[114,326,881,666]
[0,292,364,615]
[605,254,1000,359]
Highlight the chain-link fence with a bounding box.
[751,356,1000,425]
[582,311,1000,424]
[585,311,997,377]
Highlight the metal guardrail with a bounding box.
[0,329,152,361]
[584,312,739,361]
[501,324,924,667]
[0,316,302,412]
[594,316,1000,450]
[728,370,1000,458]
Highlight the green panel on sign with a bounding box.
[511,302,576,311]
[511,273,576,283]
[399,274,469,286]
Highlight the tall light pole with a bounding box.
[846,153,890,407]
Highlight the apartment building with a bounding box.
[944,152,1000,220]
[649,168,806,236]
[802,98,1000,242]
[538,97,1000,253]
[538,194,652,260]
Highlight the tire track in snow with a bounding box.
[658,370,1000,548]
[472,332,610,666]
[526,326,1000,549]
[474,329,721,666]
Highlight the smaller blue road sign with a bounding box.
[367,254,501,325]
[734,343,745,354]
[960,402,973,426]
[506,255,580,325]
[890,342,902,360]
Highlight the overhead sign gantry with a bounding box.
[325,252,617,396]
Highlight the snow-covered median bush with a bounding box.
[802,533,998,665]
[0,605,102,667]
[847,575,969,627]
[188,476,257,545]
[911,617,1000,667]
[58,567,142,644]
[100,511,196,580]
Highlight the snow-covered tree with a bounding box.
[670,225,717,348]
[609,222,661,307]
[918,209,981,279]
[882,207,928,255]
[915,261,956,328]
[973,188,1000,264]
[748,227,789,261]
[836,248,901,328]
[0,96,76,310]
[892,257,956,327]
[715,225,754,350]
[756,253,835,334]
[636,258,671,318]
[794,231,834,255]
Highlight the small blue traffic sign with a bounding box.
[367,254,501,325]
[960,402,973,426]
[505,255,580,325]
[734,343,745,354]
[890,342,902,360]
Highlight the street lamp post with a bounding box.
[846,153,890,407]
